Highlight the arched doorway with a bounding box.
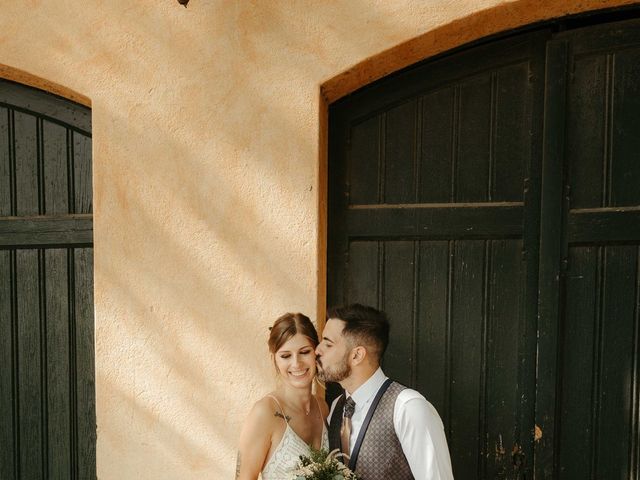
[0,79,95,479]
[327,15,640,479]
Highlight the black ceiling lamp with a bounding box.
[177,0,189,7]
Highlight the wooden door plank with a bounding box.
[381,240,415,387]
[566,53,607,209]
[14,111,39,216]
[327,113,350,309]
[494,63,530,202]
[557,246,598,479]
[457,75,491,202]
[346,241,379,307]
[346,203,523,238]
[43,120,69,215]
[384,100,417,204]
[416,241,449,419]
[568,208,640,242]
[73,132,92,215]
[348,116,380,205]
[535,37,570,479]
[16,249,43,478]
[449,240,485,478]
[45,248,71,478]
[594,245,637,477]
[74,248,96,479]
[484,239,525,479]
[0,215,93,247]
[0,107,10,216]
[0,250,16,479]
[419,88,454,203]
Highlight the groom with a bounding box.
[315,303,454,479]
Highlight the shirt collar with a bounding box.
[347,367,387,408]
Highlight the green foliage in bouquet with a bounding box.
[290,446,359,480]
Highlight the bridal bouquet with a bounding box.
[290,447,359,480]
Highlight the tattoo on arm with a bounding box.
[235,452,241,479]
[274,411,291,422]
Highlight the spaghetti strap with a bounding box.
[313,395,323,415]
[267,395,288,424]
[313,395,329,427]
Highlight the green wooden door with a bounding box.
[328,15,640,480]
[328,31,547,479]
[0,80,95,479]
[537,19,640,479]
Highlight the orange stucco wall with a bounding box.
[0,0,636,477]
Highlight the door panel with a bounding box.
[558,246,640,479]
[330,15,640,479]
[567,44,640,209]
[546,19,640,479]
[0,80,95,479]
[329,31,545,479]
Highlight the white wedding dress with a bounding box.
[260,396,329,480]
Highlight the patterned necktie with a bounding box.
[340,396,356,457]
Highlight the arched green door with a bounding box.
[328,15,640,479]
[0,80,95,479]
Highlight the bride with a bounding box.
[236,313,329,479]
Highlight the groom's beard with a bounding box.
[316,351,351,383]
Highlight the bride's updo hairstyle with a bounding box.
[268,313,319,355]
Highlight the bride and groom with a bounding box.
[236,304,454,479]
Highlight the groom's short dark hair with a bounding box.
[326,303,390,363]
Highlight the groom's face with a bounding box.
[315,318,352,383]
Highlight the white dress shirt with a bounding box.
[329,368,454,480]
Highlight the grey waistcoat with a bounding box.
[328,381,414,480]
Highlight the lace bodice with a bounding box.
[260,396,329,480]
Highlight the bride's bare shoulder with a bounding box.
[247,394,283,424]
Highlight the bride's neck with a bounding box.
[280,385,314,411]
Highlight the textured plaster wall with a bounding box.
[0,0,635,477]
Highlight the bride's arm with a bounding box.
[235,399,273,480]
